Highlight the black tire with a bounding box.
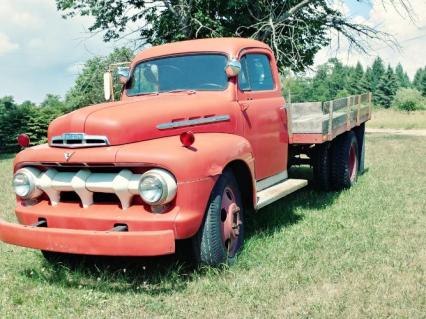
[192,169,244,266]
[331,131,359,190]
[354,123,366,174]
[312,142,331,191]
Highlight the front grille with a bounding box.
[51,133,109,148]
[32,167,142,210]
[60,191,121,205]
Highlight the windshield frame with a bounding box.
[124,52,230,97]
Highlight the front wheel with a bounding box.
[193,169,244,266]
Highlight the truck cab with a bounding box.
[0,38,370,266]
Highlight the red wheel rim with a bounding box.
[349,143,358,183]
[220,186,241,256]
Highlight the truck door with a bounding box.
[236,49,288,181]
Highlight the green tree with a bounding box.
[421,72,426,97]
[360,66,373,94]
[413,68,424,90]
[371,57,385,93]
[346,62,364,94]
[65,47,134,110]
[311,63,332,101]
[375,65,398,108]
[40,94,66,110]
[56,0,390,72]
[328,58,349,98]
[395,63,410,88]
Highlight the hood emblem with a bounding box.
[64,152,75,162]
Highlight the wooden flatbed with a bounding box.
[287,93,372,144]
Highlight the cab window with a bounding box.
[238,54,274,91]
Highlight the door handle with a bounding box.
[240,103,250,111]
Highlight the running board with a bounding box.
[256,179,308,210]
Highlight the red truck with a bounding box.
[0,38,371,266]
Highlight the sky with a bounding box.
[0,0,425,104]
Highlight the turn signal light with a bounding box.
[17,134,30,147]
[180,131,195,147]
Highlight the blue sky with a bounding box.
[345,0,372,18]
[0,0,424,104]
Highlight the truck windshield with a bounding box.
[126,54,228,96]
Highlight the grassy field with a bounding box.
[1,134,425,318]
[368,108,426,129]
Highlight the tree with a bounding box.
[40,94,66,110]
[311,63,332,101]
[371,57,385,93]
[395,63,410,88]
[421,72,426,97]
[65,47,134,110]
[413,68,424,91]
[56,0,393,72]
[346,62,364,94]
[375,65,398,108]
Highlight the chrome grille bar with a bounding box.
[51,133,109,148]
[35,168,141,209]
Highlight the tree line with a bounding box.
[1,50,425,152]
[284,57,426,110]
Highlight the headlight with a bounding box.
[13,167,42,199]
[138,169,177,205]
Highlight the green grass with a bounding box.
[368,108,426,129]
[1,135,425,318]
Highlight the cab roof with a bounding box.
[133,37,272,64]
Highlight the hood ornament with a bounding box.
[64,152,75,162]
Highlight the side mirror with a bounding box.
[225,59,241,78]
[103,71,113,101]
[117,67,130,85]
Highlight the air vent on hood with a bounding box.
[50,133,110,148]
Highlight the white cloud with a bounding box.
[0,0,115,103]
[0,33,19,55]
[315,0,426,78]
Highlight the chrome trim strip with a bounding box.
[256,170,288,192]
[156,115,231,130]
[51,133,110,148]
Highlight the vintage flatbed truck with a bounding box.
[0,38,371,265]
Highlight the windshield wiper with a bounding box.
[164,89,196,94]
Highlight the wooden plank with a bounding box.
[256,179,308,210]
[287,93,371,144]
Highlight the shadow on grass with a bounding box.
[21,244,197,295]
[245,166,340,239]
[20,166,341,294]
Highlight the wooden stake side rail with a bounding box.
[287,93,372,144]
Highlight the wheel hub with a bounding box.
[349,143,358,182]
[220,187,242,254]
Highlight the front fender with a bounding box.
[116,132,256,238]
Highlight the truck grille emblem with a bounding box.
[64,152,75,162]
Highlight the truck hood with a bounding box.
[48,94,237,146]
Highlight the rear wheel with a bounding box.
[193,169,244,266]
[331,131,359,190]
[312,142,331,191]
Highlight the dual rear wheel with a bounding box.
[312,128,362,191]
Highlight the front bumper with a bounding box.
[0,219,175,256]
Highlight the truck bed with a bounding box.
[287,93,371,144]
